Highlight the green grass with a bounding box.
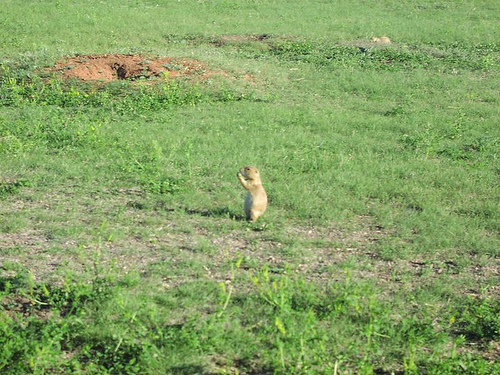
[1,0,499,373]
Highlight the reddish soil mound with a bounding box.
[50,54,209,82]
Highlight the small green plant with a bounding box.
[217,257,242,317]
[455,297,500,341]
[0,178,31,198]
[144,176,184,194]
[250,268,341,373]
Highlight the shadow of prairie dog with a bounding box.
[371,36,391,44]
[237,166,268,222]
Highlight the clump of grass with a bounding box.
[0,178,31,198]
[0,64,262,115]
[455,297,500,341]
[2,254,499,373]
[0,69,198,111]
[268,39,499,72]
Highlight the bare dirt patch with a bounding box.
[0,230,49,253]
[49,54,214,82]
[2,188,499,301]
[211,34,272,46]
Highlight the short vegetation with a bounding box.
[0,0,499,373]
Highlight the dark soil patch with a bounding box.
[49,54,213,82]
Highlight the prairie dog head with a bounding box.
[239,166,262,182]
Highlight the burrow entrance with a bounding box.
[49,54,214,82]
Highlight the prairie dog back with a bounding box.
[371,36,391,44]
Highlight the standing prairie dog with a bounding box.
[237,166,268,222]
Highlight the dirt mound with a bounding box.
[50,54,210,82]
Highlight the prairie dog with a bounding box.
[371,36,391,44]
[237,166,268,222]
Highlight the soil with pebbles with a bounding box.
[49,53,213,82]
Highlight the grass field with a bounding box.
[1,0,499,373]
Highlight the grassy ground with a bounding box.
[1,0,499,373]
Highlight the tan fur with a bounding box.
[237,166,268,222]
[371,36,391,44]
